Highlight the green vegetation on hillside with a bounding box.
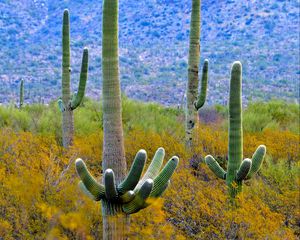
[0,98,298,137]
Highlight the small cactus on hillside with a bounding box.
[19,79,24,109]
[205,61,266,198]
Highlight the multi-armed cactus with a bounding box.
[185,0,208,146]
[205,62,266,198]
[75,0,179,239]
[19,79,24,109]
[58,9,88,148]
[76,148,178,214]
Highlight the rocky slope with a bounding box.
[0,0,298,105]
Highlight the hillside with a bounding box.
[0,0,299,105]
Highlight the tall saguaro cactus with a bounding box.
[75,1,179,239]
[205,62,266,198]
[102,0,126,182]
[19,79,24,109]
[185,0,208,147]
[58,9,89,148]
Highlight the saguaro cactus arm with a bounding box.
[205,155,226,180]
[75,159,105,200]
[246,145,266,179]
[148,156,179,198]
[78,181,98,201]
[58,99,65,112]
[149,180,170,199]
[236,158,252,181]
[70,47,89,110]
[104,169,118,200]
[135,147,165,189]
[123,156,179,214]
[118,150,147,194]
[75,148,179,215]
[122,180,154,214]
[194,59,209,110]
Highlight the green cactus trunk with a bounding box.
[226,62,243,198]
[185,0,201,147]
[102,201,128,240]
[75,2,179,238]
[102,0,127,238]
[185,0,208,147]
[19,79,24,109]
[204,62,266,199]
[60,10,88,148]
[61,10,73,147]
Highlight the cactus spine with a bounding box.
[75,1,179,239]
[205,62,266,198]
[59,9,88,148]
[185,0,208,147]
[19,79,24,109]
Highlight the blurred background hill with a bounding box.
[0,0,299,105]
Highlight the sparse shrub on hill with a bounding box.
[243,100,299,133]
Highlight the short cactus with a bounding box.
[205,62,266,198]
[58,9,88,148]
[19,79,24,109]
[185,0,208,146]
[75,148,179,214]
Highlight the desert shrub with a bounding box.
[243,100,299,133]
[0,99,298,239]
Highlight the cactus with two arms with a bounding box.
[58,10,88,148]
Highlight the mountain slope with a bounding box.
[0,0,299,105]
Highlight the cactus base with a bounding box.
[102,201,128,240]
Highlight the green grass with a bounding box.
[0,98,298,142]
[0,97,184,139]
